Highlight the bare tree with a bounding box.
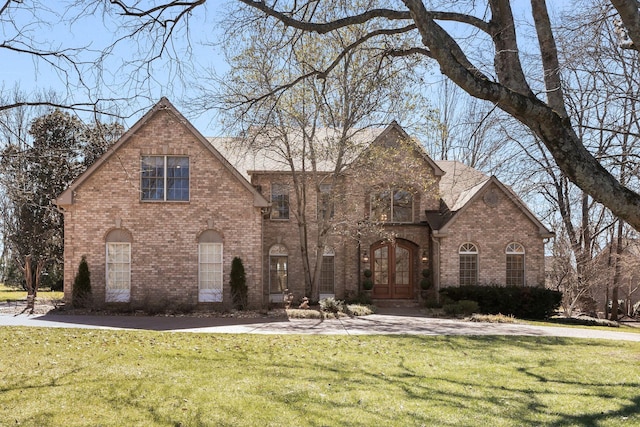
[214,3,433,300]
[206,0,640,231]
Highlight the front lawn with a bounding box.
[0,328,638,426]
[0,283,63,303]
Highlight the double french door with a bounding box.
[371,241,414,299]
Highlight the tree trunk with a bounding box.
[610,220,625,321]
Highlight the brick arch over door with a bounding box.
[370,239,417,299]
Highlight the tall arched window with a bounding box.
[106,229,132,302]
[506,243,525,286]
[459,243,478,285]
[199,230,223,302]
[269,244,288,299]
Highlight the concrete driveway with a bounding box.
[1,311,639,341]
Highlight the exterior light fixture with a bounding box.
[421,250,428,263]
[362,250,369,263]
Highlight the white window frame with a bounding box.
[506,242,526,286]
[269,244,288,302]
[459,242,479,286]
[319,247,335,299]
[106,242,131,302]
[199,242,223,302]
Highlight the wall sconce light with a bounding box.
[421,250,428,263]
[362,250,369,263]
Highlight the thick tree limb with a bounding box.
[610,0,640,49]
[531,0,567,116]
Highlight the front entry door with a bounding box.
[372,241,414,299]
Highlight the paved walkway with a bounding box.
[1,311,639,341]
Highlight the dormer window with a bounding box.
[370,188,413,223]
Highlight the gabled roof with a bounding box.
[429,172,553,238]
[56,97,269,208]
[435,161,490,210]
[211,121,444,179]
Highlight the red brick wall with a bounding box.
[438,183,547,288]
[62,110,264,309]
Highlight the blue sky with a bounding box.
[1,1,571,136]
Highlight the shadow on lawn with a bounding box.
[33,312,291,331]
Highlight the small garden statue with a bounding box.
[299,297,309,309]
[283,289,294,309]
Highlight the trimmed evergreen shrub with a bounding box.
[230,257,248,310]
[72,256,92,308]
[440,285,562,320]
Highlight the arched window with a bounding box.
[269,244,288,298]
[506,243,525,286]
[106,229,132,302]
[199,230,223,302]
[319,247,335,296]
[459,243,478,285]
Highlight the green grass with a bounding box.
[0,283,63,303]
[0,328,638,426]
[525,319,640,334]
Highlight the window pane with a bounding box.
[106,243,131,301]
[270,256,288,293]
[271,184,289,219]
[141,156,165,200]
[395,247,410,285]
[199,243,223,292]
[374,247,388,285]
[319,256,334,294]
[459,254,477,285]
[506,254,525,286]
[167,157,189,201]
[371,190,391,222]
[393,190,413,222]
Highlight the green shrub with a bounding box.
[319,297,344,315]
[72,256,91,308]
[363,269,372,278]
[230,257,248,310]
[420,277,432,290]
[443,303,463,316]
[362,278,373,290]
[440,285,562,320]
[424,298,442,309]
[458,299,480,315]
[346,292,372,305]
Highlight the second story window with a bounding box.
[271,183,289,219]
[370,188,414,223]
[141,156,189,201]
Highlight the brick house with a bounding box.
[57,98,553,310]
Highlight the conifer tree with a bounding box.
[230,257,247,310]
[72,256,91,308]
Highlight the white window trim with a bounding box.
[106,242,131,302]
[198,242,223,302]
[506,242,526,286]
[269,244,289,302]
[459,242,479,286]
